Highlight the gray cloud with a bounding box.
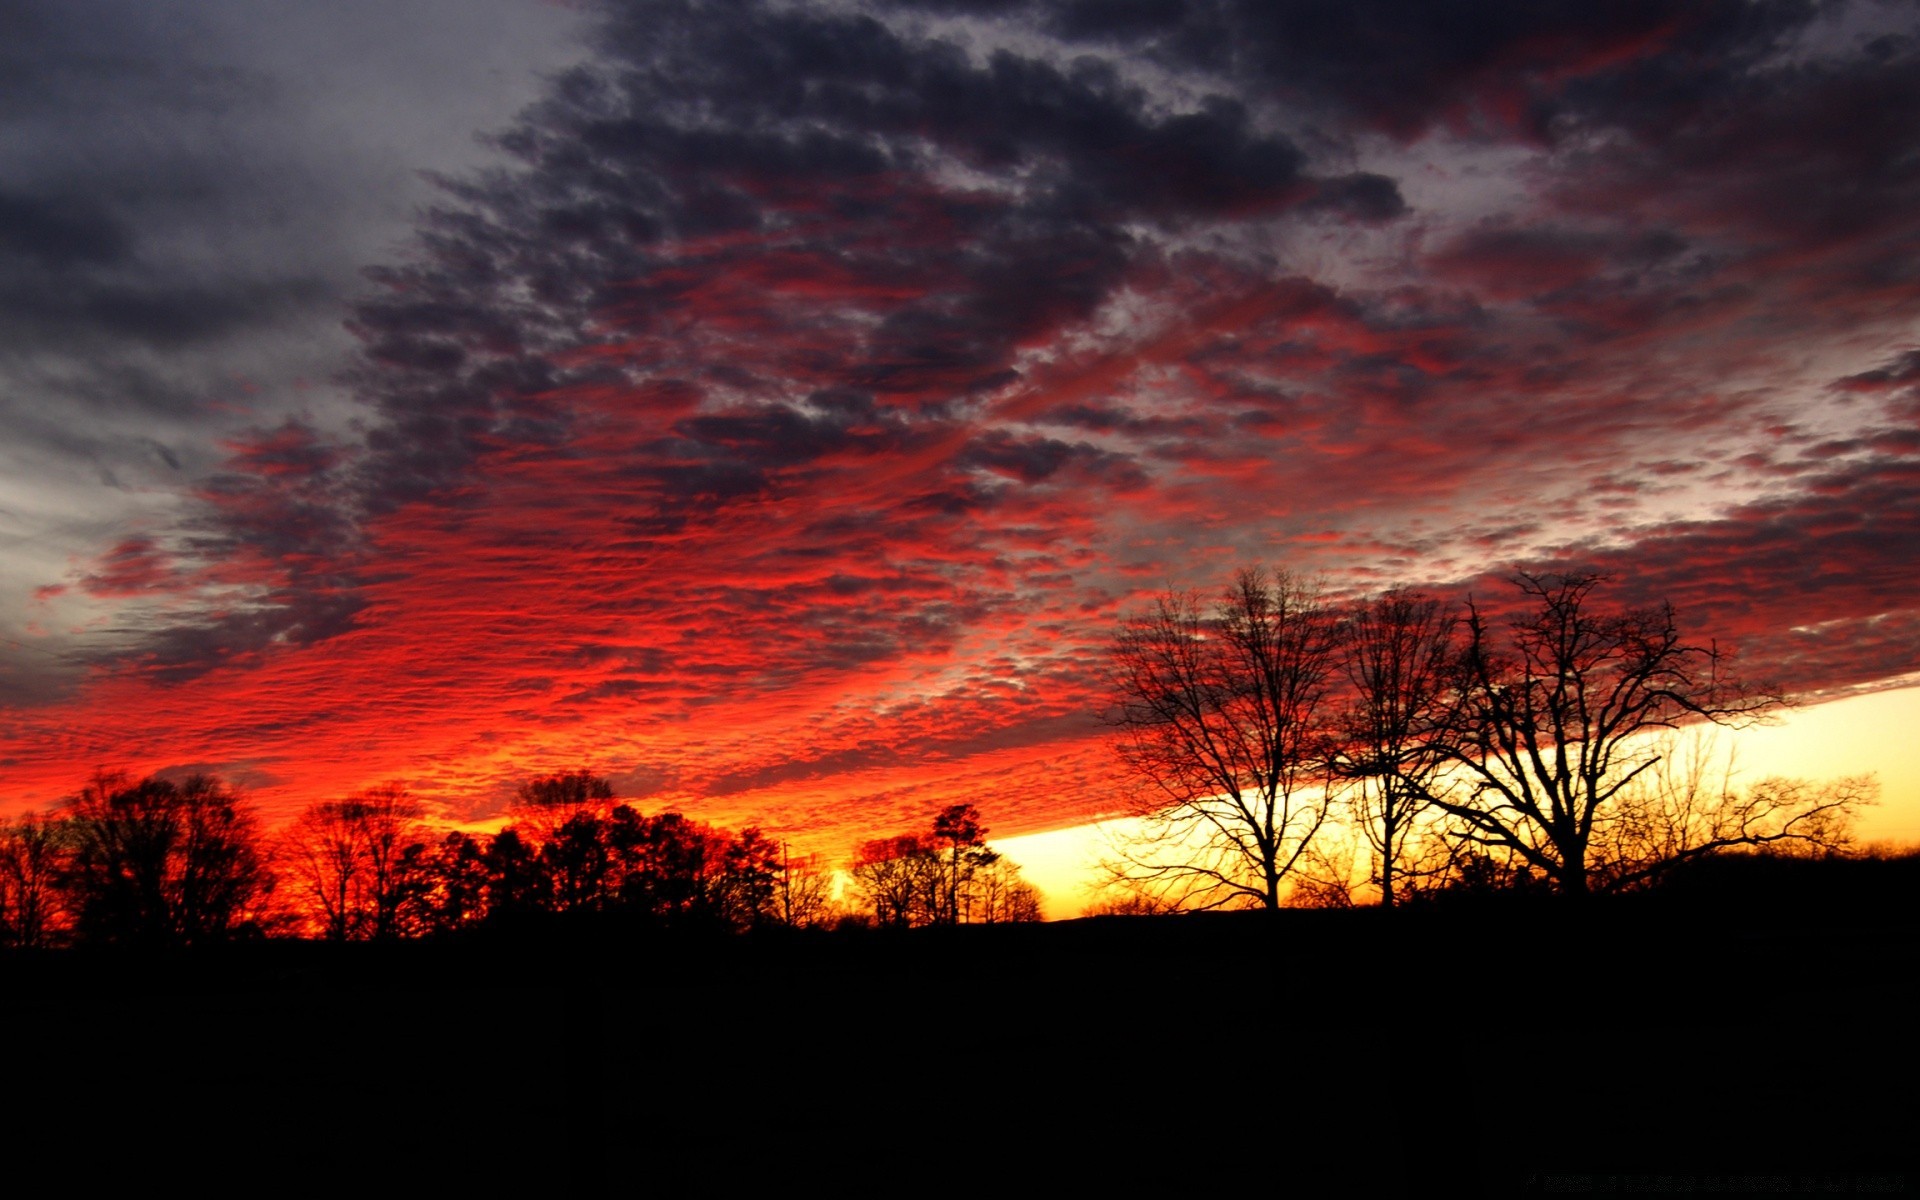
[0,0,589,678]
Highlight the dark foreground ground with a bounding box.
[2,856,1913,1194]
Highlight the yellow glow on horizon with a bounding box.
[990,821,1129,921]
[992,686,1920,919]
[1727,686,1920,846]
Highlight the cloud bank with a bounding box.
[4,0,1918,848]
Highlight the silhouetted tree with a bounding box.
[541,810,613,914]
[505,770,618,915]
[281,784,425,940]
[483,827,546,919]
[850,807,1041,926]
[1411,572,1813,895]
[354,786,424,938]
[1082,890,1176,918]
[1429,847,1546,900]
[419,831,490,932]
[973,858,1044,923]
[516,770,613,837]
[713,826,781,930]
[1336,587,1457,907]
[1589,732,1873,888]
[596,808,782,929]
[1289,837,1362,909]
[850,834,939,928]
[931,803,997,924]
[615,810,721,923]
[61,770,273,947]
[1105,568,1340,910]
[605,804,649,893]
[283,800,360,941]
[773,845,840,929]
[0,812,66,949]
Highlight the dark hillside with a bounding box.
[3,863,1912,1193]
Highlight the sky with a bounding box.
[3,0,1918,878]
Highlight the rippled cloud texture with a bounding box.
[5,0,1919,847]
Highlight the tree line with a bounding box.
[1,566,1878,944]
[0,766,1040,950]
[1104,567,1874,910]
[848,802,1044,927]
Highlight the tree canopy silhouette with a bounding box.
[61,770,274,947]
[850,804,1041,927]
[0,812,64,949]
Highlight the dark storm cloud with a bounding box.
[675,401,921,469]
[1542,30,1920,298]
[1027,0,1819,140]
[0,3,336,371]
[585,1,1324,221]
[1018,0,1917,290]
[329,0,1402,517]
[0,192,134,269]
[1301,173,1409,223]
[1035,402,1210,439]
[0,272,334,355]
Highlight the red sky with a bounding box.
[3,0,1918,860]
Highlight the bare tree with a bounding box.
[1594,731,1874,886]
[0,812,66,948]
[775,845,840,929]
[849,834,939,928]
[283,800,365,941]
[1411,572,1831,895]
[1105,568,1340,910]
[973,858,1044,923]
[848,806,1031,927]
[1288,837,1362,909]
[282,784,424,939]
[1336,587,1457,907]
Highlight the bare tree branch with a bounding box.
[1103,568,1340,911]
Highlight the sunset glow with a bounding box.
[4,0,1917,883]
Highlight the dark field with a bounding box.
[4,856,1913,1194]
